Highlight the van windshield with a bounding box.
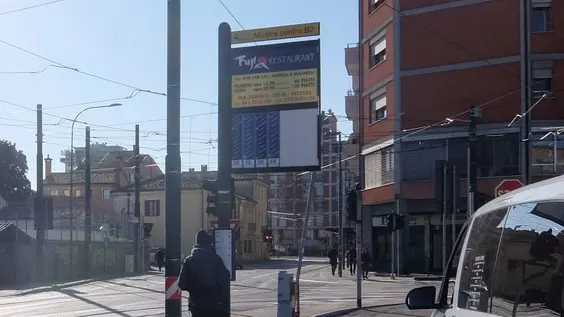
[457,202,564,316]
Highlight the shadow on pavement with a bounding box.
[58,289,134,317]
[102,280,162,295]
[231,284,276,292]
[8,279,99,296]
[245,259,326,270]
[7,272,159,297]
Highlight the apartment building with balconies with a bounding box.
[351,0,564,274]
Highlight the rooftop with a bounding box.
[112,172,264,194]
[45,170,116,185]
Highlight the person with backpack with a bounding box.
[178,230,230,317]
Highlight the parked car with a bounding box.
[405,175,564,316]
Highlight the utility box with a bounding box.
[277,270,294,317]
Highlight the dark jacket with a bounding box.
[328,248,338,264]
[178,230,230,314]
[155,248,165,265]
[361,251,372,269]
[348,248,357,262]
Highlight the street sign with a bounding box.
[231,22,320,45]
[495,179,524,198]
[209,219,240,230]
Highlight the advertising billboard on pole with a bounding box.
[230,37,321,174]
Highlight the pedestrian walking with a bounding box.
[348,246,357,276]
[327,246,338,276]
[178,230,231,317]
[345,248,350,269]
[361,248,372,279]
[154,247,165,272]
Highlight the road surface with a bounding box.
[0,258,429,316]
[342,304,433,317]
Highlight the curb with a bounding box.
[413,276,442,281]
[311,303,403,317]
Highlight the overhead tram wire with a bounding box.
[299,89,564,176]
[0,38,218,106]
[216,0,258,46]
[0,0,68,17]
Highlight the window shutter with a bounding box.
[156,200,161,216]
[374,151,383,186]
[144,200,150,216]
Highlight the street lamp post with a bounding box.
[68,103,122,277]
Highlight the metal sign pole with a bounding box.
[217,22,234,316]
[164,0,182,315]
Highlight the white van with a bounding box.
[406,175,564,316]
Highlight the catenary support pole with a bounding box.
[355,183,362,308]
[467,107,479,216]
[165,0,182,315]
[391,212,395,277]
[395,198,400,276]
[84,126,92,277]
[521,0,532,185]
[217,21,233,316]
[337,132,343,278]
[296,172,315,316]
[442,161,447,273]
[452,164,457,247]
[36,104,45,280]
[134,124,141,273]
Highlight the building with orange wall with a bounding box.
[347,0,564,274]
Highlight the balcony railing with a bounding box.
[345,43,359,76]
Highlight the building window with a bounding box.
[103,188,111,199]
[144,200,161,217]
[531,6,551,32]
[382,149,394,183]
[364,146,394,189]
[475,134,520,177]
[369,0,384,14]
[532,134,564,174]
[532,61,553,99]
[370,94,387,123]
[63,189,70,196]
[128,171,135,184]
[49,189,58,196]
[74,189,82,197]
[243,240,254,254]
[369,37,386,68]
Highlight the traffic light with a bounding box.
[203,179,218,216]
[385,214,405,231]
[395,214,405,230]
[263,228,273,242]
[143,223,154,238]
[346,188,358,221]
[386,214,394,231]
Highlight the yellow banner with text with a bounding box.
[231,68,319,108]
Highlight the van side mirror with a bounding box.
[405,286,439,310]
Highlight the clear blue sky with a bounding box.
[0,0,357,189]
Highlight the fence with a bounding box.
[6,216,133,243]
[0,240,137,287]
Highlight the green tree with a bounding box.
[0,140,31,200]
